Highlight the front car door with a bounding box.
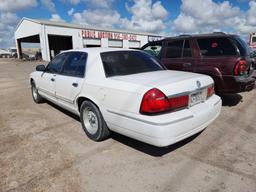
[55,51,87,113]
[37,53,67,102]
[161,39,194,72]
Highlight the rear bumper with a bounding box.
[104,95,222,147]
[217,74,255,94]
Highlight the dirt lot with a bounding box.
[0,58,256,192]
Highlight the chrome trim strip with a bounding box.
[214,99,221,106]
[107,110,194,126]
[38,87,55,97]
[56,95,74,104]
[167,84,212,98]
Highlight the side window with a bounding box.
[46,53,67,73]
[143,44,162,57]
[166,40,183,58]
[197,37,237,57]
[183,40,192,57]
[61,52,87,77]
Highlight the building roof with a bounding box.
[16,17,161,37]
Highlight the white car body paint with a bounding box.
[30,48,222,147]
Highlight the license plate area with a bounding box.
[190,91,203,107]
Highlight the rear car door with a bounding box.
[37,53,67,101]
[161,39,194,72]
[55,51,87,112]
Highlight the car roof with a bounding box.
[61,48,140,55]
[164,32,237,41]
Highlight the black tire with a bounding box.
[31,81,44,103]
[80,100,110,141]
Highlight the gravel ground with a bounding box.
[0,58,256,192]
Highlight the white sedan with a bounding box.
[30,48,221,147]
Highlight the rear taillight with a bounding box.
[234,59,249,76]
[140,88,188,114]
[207,85,215,98]
[169,95,189,110]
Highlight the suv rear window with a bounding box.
[231,36,250,56]
[197,37,237,57]
[101,51,164,77]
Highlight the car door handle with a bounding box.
[72,83,78,87]
[183,63,192,67]
[50,78,55,82]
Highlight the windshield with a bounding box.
[101,51,164,77]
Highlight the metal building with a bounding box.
[15,18,163,61]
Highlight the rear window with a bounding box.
[197,37,237,57]
[101,51,164,77]
[231,36,250,56]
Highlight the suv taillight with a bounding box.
[234,59,249,76]
[140,88,188,114]
[207,85,215,98]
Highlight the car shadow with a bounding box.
[45,100,203,157]
[111,131,203,157]
[220,93,243,107]
[46,100,80,121]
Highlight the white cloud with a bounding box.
[0,0,37,12]
[67,0,114,8]
[73,9,121,28]
[41,0,56,13]
[246,1,256,26]
[71,0,168,33]
[172,0,256,37]
[72,0,121,28]
[50,14,65,22]
[122,0,168,33]
[0,12,18,48]
[68,8,75,16]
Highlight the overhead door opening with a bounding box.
[17,34,41,60]
[48,35,73,60]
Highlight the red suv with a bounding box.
[142,33,255,94]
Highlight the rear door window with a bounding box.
[182,40,192,57]
[101,51,164,77]
[61,52,87,77]
[197,37,237,57]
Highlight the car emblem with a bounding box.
[196,80,201,88]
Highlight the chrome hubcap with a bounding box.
[83,108,98,135]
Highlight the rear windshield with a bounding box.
[197,37,237,57]
[231,36,250,56]
[101,51,164,77]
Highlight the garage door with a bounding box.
[83,38,101,46]
[108,40,123,48]
[129,41,140,48]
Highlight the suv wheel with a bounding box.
[80,101,110,141]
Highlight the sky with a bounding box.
[0,0,256,48]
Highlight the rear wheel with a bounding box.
[31,81,44,103]
[80,101,110,141]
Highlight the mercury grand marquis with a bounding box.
[30,48,222,147]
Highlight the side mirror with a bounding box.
[36,64,46,72]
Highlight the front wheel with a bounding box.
[80,101,110,141]
[31,81,44,103]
